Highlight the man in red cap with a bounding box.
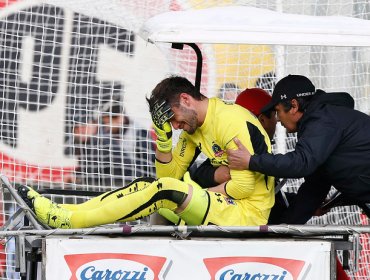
[235,88,277,139]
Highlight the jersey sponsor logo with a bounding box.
[204,257,307,280]
[212,143,224,157]
[179,138,187,157]
[210,158,228,166]
[64,253,168,280]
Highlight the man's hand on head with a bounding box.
[151,100,174,129]
[227,138,251,170]
[151,100,174,153]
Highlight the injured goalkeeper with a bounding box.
[18,75,275,229]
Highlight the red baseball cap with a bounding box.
[235,88,272,116]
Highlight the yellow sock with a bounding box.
[68,177,189,228]
[157,208,181,224]
[61,178,154,211]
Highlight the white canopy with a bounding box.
[139,6,370,47]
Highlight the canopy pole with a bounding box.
[172,43,203,91]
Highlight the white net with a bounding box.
[0,0,369,279]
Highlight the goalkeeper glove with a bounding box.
[153,121,173,153]
[151,100,174,153]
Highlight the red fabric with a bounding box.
[336,257,350,280]
[235,88,272,116]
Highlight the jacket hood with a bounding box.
[297,89,355,133]
[309,89,354,110]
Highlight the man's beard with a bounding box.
[181,107,198,134]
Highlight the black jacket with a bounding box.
[250,90,370,223]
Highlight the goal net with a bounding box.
[0,0,369,279]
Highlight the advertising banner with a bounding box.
[44,237,333,280]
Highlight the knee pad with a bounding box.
[178,185,209,225]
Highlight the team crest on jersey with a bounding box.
[212,143,224,157]
[224,197,236,205]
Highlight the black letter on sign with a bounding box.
[0,5,63,147]
[66,14,135,133]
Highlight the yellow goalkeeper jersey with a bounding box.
[156,97,275,223]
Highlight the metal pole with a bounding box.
[0,175,45,230]
[0,224,369,237]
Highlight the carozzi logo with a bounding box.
[64,253,168,280]
[203,257,307,280]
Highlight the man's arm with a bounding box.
[155,148,172,164]
[150,100,175,164]
[227,137,251,170]
[227,135,332,224]
[156,132,198,179]
[228,121,342,178]
[149,100,185,178]
[153,121,173,163]
[189,159,231,188]
[187,128,260,197]
[219,120,271,199]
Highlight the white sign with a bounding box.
[44,237,333,280]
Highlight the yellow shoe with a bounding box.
[26,187,41,200]
[16,184,40,209]
[17,185,72,229]
[33,196,72,229]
